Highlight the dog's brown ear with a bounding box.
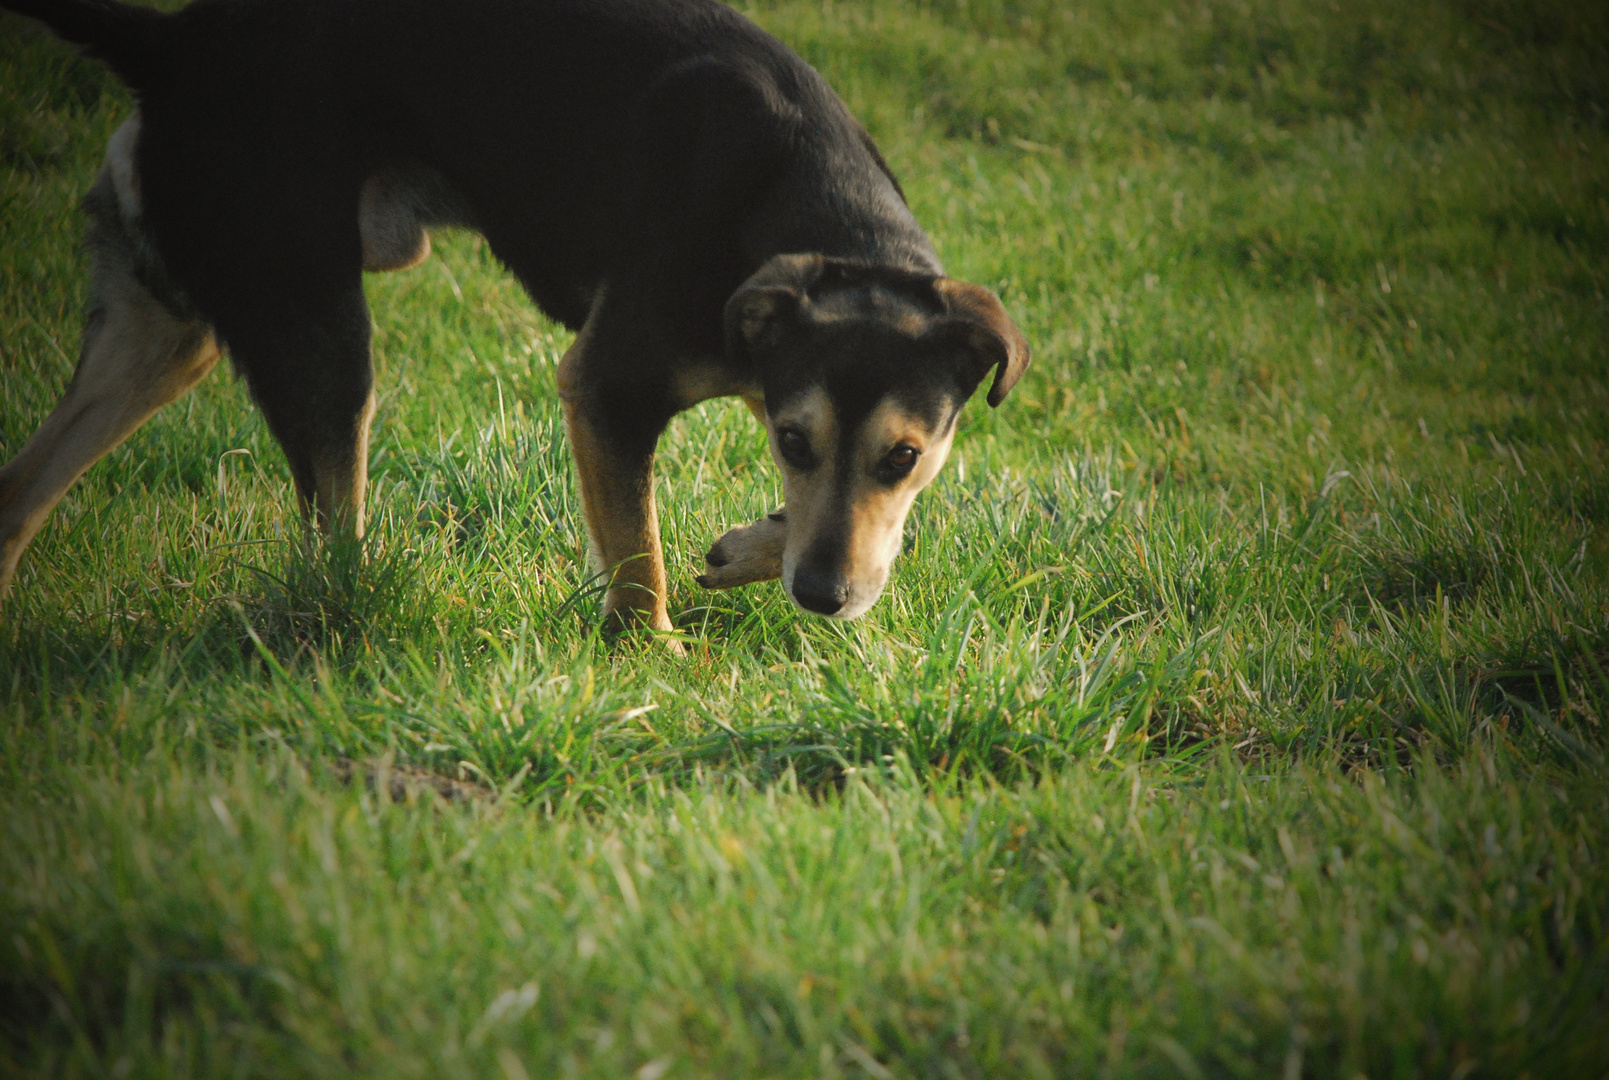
[725,253,826,359]
[935,279,1031,407]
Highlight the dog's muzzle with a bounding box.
[789,566,851,616]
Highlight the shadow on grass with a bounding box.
[215,531,440,663]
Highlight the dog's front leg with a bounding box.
[694,394,787,590]
[697,509,786,590]
[558,339,677,647]
[563,403,675,641]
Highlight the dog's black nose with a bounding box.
[791,568,849,615]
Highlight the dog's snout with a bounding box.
[790,566,850,615]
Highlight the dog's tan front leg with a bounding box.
[558,340,676,644]
[564,404,676,637]
[694,392,785,591]
[697,509,786,590]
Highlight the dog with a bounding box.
[0,0,1028,639]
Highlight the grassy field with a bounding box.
[3,0,1608,1075]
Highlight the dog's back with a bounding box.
[5,0,934,336]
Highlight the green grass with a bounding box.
[2,0,1606,1075]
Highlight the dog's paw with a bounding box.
[696,510,786,590]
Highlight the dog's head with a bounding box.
[725,253,1029,618]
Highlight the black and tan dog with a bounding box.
[0,0,1028,637]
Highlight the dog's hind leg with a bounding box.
[223,283,377,540]
[0,128,220,599]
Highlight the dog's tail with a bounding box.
[1,0,170,88]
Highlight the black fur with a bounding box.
[6,0,948,464]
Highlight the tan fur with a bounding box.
[785,397,953,618]
[308,388,377,536]
[358,172,433,272]
[768,387,838,455]
[0,118,220,597]
[699,510,785,589]
[705,388,954,618]
[557,329,679,648]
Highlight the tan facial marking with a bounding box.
[768,386,837,458]
[767,389,954,619]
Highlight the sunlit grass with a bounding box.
[1,0,1606,1074]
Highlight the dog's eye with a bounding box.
[777,428,815,469]
[881,445,920,480]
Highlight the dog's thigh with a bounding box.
[359,170,430,273]
[697,510,786,590]
[0,171,219,597]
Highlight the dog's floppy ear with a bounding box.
[725,253,826,359]
[935,279,1031,407]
